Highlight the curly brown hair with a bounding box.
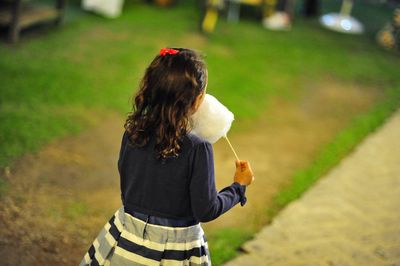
[124,48,208,159]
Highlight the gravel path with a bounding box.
[225,109,400,266]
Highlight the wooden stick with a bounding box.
[224,136,240,161]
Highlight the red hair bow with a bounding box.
[160,48,179,56]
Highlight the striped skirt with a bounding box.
[79,206,211,266]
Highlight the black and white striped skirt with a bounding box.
[79,206,211,266]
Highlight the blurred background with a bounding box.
[0,0,399,265]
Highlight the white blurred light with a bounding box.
[341,19,352,31]
[320,14,364,34]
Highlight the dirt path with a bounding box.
[0,78,382,265]
[226,108,400,266]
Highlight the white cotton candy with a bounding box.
[190,94,234,144]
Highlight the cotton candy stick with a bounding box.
[224,136,240,161]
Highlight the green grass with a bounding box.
[0,1,398,170]
[207,227,254,265]
[65,200,89,220]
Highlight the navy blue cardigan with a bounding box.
[118,131,247,223]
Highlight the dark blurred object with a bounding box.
[302,0,319,17]
[154,0,175,7]
[377,8,400,52]
[0,0,66,43]
[384,0,400,7]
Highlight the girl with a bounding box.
[80,48,254,266]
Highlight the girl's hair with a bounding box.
[124,48,208,159]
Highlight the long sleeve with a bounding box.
[118,131,129,175]
[189,141,247,223]
[118,131,128,203]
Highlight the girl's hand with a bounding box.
[234,160,254,186]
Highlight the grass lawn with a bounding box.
[1,0,400,265]
[1,0,398,170]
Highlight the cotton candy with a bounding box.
[190,94,234,144]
